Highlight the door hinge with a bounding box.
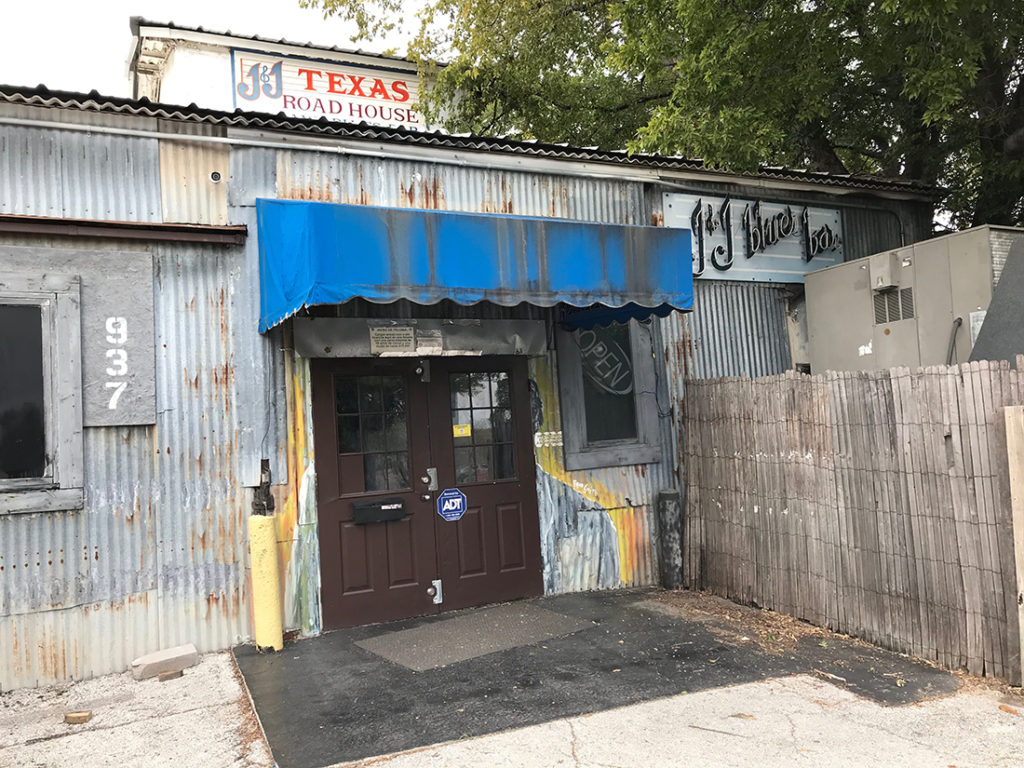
[429,578,443,605]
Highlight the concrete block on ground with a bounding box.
[131,644,199,681]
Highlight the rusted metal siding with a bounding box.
[1,137,807,686]
[0,126,163,221]
[1,239,257,689]
[275,151,649,224]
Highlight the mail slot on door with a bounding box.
[351,497,407,525]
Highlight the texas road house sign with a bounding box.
[437,488,468,522]
[663,193,844,283]
[231,49,425,130]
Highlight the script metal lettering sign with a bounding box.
[663,192,844,283]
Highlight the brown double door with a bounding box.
[311,356,544,630]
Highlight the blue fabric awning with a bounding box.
[257,199,693,332]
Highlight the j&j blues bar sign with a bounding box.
[663,193,844,283]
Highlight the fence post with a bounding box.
[658,489,683,589]
[1003,405,1024,685]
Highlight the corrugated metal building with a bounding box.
[0,85,934,689]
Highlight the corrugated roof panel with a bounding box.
[0,86,937,196]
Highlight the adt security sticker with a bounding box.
[437,488,467,521]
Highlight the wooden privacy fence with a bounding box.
[683,360,1024,683]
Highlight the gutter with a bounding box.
[0,214,247,244]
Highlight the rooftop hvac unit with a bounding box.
[805,225,1024,372]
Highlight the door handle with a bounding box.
[424,467,438,491]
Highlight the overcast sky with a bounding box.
[0,1,383,97]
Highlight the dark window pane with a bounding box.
[471,409,494,445]
[387,452,409,490]
[0,304,46,479]
[359,377,383,413]
[493,443,516,479]
[335,378,359,414]
[575,323,638,443]
[450,373,471,409]
[454,447,475,484]
[490,371,511,409]
[337,415,361,454]
[381,376,406,415]
[362,414,385,452]
[469,372,490,408]
[491,408,513,443]
[364,453,388,492]
[385,411,408,451]
[473,446,493,482]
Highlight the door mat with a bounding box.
[354,602,592,671]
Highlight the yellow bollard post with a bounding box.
[249,514,283,651]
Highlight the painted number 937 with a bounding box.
[104,316,128,410]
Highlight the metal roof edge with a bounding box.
[133,18,421,72]
[0,84,938,199]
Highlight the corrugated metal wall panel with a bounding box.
[659,312,690,493]
[149,241,251,654]
[0,126,64,216]
[841,206,903,261]
[1,239,255,690]
[0,126,162,221]
[683,281,792,379]
[276,151,649,224]
[228,147,277,212]
[159,141,229,225]
[58,132,162,222]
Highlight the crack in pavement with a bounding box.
[567,719,581,767]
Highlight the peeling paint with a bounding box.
[273,352,321,637]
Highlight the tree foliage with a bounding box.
[305,0,1024,227]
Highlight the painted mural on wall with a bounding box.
[528,353,655,594]
[272,354,321,636]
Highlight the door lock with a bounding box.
[426,579,443,604]
[424,467,438,491]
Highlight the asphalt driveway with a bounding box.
[234,588,960,768]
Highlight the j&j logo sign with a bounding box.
[663,193,845,283]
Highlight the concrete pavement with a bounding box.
[0,652,270,768]
[335,675,1024,768]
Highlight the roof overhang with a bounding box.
[256,200,693,333]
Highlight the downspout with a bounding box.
[946,316,964,365]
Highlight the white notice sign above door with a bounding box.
[369,326,416,355]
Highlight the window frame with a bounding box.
[0,273,84,514]
[555,319,662,471]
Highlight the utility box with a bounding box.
[806,226,1024,372]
